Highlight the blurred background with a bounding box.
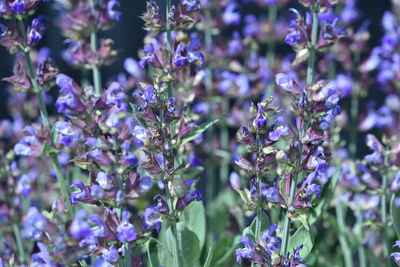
[0,0,392,119]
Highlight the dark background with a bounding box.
[0,0,392,118]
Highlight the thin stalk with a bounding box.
[13,223,26,264]
[356,210,367,267]
[204,7,216,201]
[280,171,299,255]
[306,11,319,85]
[336,201,354,267]
[17,19,74,217]
[164,1,182,266]
[219,99,230,185]
[254,134,262,240]
[382,152,389,264]
[266,4,277,65]
[265,4,277,96]
[51,155,75,216]
[349,52,360,157]
[89,0,102,95]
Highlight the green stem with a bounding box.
[267,4,277,65]
[204,7,216,201]
[17,19,74,218]
[254,134,262,240]
[356,211,366,267]
[52,155,75,216]
[382,153,389,264]
[164,1,181,266]
[219,99,230,186]
[349,52,360,158]
[280,171,299,255]
[89,0,102,95]
[336,201,354,267]
[13,223,26,264]
[306,11,319,85]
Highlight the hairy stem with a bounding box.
[89,0,102,95]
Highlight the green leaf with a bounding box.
[42,142,58,157]
[288,226,314,259]
[179,201,206,250]
[145,238,162,267]
[177,225,201,266]
[243,211,271,241]
[208,190,236,232]
[180,117,222,146]
[391,194,400,239]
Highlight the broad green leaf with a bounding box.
[180,117,222,146]
[208,190,235,232]
[288,226,314,259]
[391,194,400,239]
[176,225,201,266]
[159,228,175,267]
[179,201,206,249]
[145,238,162,267]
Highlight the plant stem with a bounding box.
[349,52,360,158]
[13,223,26,264]
[204,7,216,201]
[89,0,102,95]
[267,4,277,66]
[306,11,319,85]
[382,152,389,264]
[51,154,75,216]
[281,9,318,256]
[17,19,74,217]
[280,171,299,255]
[336,201,354,267]
[254,134,262,240]
[164,1,182,266]
[220,99,230,185]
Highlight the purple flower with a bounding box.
[96,171,113,190]
[143,206,161,232]
[261,224,281,251]
[11,0,25,14]
[124,58,143,78]
[132,125,148,143]
[70,180,89,205]
[104,82,126,107]
[70,210,91,240]
[107,0,121,21]
[117,210,137,242]
[222,2,241,25]
[102,244,120,263]
[182,0,201,12]
[275,73,293,92]
[176,189,202,209]
[236,237,256,264]
[229,172,241,190]
[22,207,46,240]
